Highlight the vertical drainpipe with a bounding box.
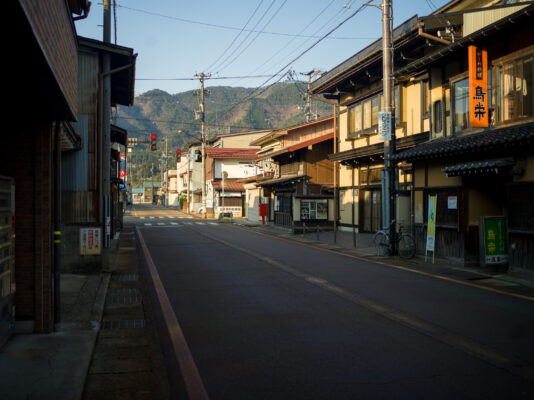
[53,120,62,325]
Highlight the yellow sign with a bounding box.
[468,45,489,128]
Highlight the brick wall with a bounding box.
[19,0,78,119]
[0,122,55,333]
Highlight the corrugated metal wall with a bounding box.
[463,4,528,37]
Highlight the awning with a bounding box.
[288,133,334,153]
[212,181,245,192]
[256,175,308,187]
[111,124,127,146]
[442,158,515,177]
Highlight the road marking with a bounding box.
[149,216,155,219]
[194,228,534,385]
[233,225,534,303]
[208,222,217,226]
[144,223,152,226]
[157,223,165,226]
[137,227,210,400]
[195,222,205,225]
[140,216,146,219]
[159,216,165,219]
[170,222,179,226]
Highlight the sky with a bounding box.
[74,0,451,96]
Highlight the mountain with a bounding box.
[116,82,332,187]
[116,82,332,149]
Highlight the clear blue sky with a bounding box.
[75,0,451,96]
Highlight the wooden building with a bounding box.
[255,116,335,231]
[312,0,534,273]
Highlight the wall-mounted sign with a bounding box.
[80,227,102,255]
[479,216,508,266]
[378,111,392,141]
[447,196,458,210]
[468,45,489,128]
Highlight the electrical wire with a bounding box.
[221,1,373,112]
[203,0,264,73]
[214,0,289,74]
[115,3,373,40]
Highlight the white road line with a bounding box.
[157,223,165,226]
[170,222,179,225]
[195,222,205,225]
[149,216,155,219]
[144,223,152,226]
[140,216,146,219]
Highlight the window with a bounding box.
[453,77,470,133]
[433,100,443,134]
[495,54,533,123]
[422,80,430,116]
[348,93,387,135]
[300,199,328,220]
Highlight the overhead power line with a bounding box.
[115,4,375,40]
[135,73,286,81]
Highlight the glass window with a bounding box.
[496,55,533,122]
[422,80,430,116]
[300,200,328,220]
[363,99,372,129]
[371,96,380,126]
[433,100,443,134]
[349,104,362,133]
[453,77,469,133]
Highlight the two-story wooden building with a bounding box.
[255,116,335,231]
[312,0,534,273]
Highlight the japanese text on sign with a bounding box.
[468,46,489,128]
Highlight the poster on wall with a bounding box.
[80,227,102,255]
[426,195,437,263]
[300,200,328,220]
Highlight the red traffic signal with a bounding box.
[150,133,156,140]
[176,148,181,162]
[150,134,157,151]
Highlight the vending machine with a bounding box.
[0,176,14,348]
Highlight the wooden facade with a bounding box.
[312,0,534,272]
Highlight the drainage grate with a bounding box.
[108,287,140,294]
[102,319,146,329]
[111,274,139,282]
[106,295,142,305]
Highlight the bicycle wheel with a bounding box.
[374,231,389,256]
[398,234,416,259]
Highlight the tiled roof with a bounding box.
[205,148,258,159]
[211,180,245,192]
[392,122,534,161]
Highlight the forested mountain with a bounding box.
[117,81,332,186]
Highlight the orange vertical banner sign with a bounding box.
[468,45,489,127]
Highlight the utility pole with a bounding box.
[195,72,210,217]
[382,0,396,254]
[302,70,321,122]
[102,0,112,269]
[364,0,396,252]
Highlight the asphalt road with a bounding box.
[131,205,534,400]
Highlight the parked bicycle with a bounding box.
[374,221,416,259]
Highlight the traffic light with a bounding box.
[195,149,202,162]
[150,134,157,151]
[176,148,181,163]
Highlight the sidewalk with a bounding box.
[0,221,169,400]
[230,218,534,300]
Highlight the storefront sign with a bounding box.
[468,45,489,128]
[80,227,102,255]
[426,195,437,253]
[479,217,508,265]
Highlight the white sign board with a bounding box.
[80,227,102,255]
[378,112,392,141]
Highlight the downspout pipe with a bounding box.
[53,121,62,326]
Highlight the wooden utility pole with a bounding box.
[195,72,210,217]
[382,0,396,253]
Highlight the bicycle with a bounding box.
[374,221,416,259]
